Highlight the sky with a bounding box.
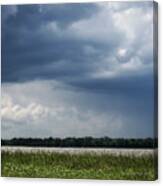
[1,1,155,139]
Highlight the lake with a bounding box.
[1,146,157,156]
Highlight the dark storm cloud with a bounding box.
[2,3,98,27]
[1,2,154,93]
[1,2,156,138]
[1,3,100,82]
[0,2,124,83]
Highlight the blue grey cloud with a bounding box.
[1,2,156,138]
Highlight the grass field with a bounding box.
[1,151,157,180]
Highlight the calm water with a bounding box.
[1,146,157,156]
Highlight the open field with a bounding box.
[1,147,157,180]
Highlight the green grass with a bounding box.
[1,151,157,180]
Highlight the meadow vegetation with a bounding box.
[1,151,157,180]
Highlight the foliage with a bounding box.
[1,137,158,148]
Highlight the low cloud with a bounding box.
[1,80,154,138]
[1,95,50,123]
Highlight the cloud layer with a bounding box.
[2,80,154,138]
[2,2,153,86]
[2,95,50,123]
[1,2,155,138]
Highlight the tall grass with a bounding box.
[1,151,157,180]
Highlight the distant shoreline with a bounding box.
[1,145,157,149]
[1,137,158,148]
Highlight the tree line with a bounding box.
[1,137,158,148]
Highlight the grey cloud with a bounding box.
[1,2,155,138]
[1,80,154,138]
[2,2,153,86]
